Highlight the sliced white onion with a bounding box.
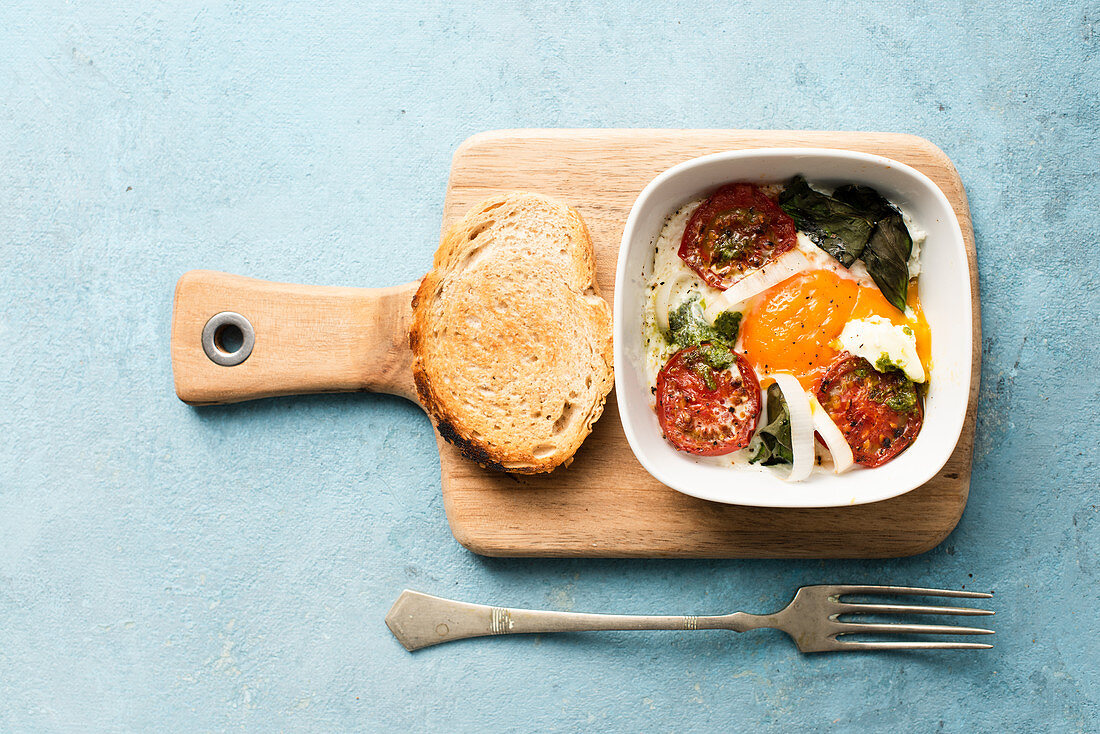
[809,395,855,474]
[654,272,696,333]
[770,373,814,482]
[704,250,812,322]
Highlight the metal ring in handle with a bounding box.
[201,311,255,366]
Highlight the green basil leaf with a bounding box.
[749,383,793,466]
[778,176,874,267]
[831,184,894,220]
[833,185,912,311]
[861,211,911,311]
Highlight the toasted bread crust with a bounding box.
[410,192,614,474]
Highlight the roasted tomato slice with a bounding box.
[815,355,924,468]
[678,183,797,290]
[656,344,762,456]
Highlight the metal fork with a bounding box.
[386,585,994,652]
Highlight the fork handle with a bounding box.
[385,590,754,651]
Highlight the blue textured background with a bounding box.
[2,1,1098,731]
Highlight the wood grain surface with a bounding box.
[172,270,418,404]
[436,129,980,558]
[171,129,980,558]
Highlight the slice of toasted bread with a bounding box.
[410,192,614,474]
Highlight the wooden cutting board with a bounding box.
[172,129,980,558]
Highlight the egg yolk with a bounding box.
[740,269,930,390]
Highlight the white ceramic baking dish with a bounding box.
[613,148,972,508]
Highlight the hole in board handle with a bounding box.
[201,312,255,366]
[215,323,244,354]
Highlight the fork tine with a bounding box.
[840,603,994,617]
[837,622,994,636]
[832,585,992,599]
[837,640,993,651]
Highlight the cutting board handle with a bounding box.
[171,270,420,405]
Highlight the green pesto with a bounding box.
[884,380,919,412]
[874,353,900,373]
[666,293,742,352]
[664,292,743,349]
[714,310,743,343]
[666,294,744,391]
[667,294,720,348]
[686,344,735,390]
[692,362,717,390]
[691,343,735,371]
[711,227,747,264]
